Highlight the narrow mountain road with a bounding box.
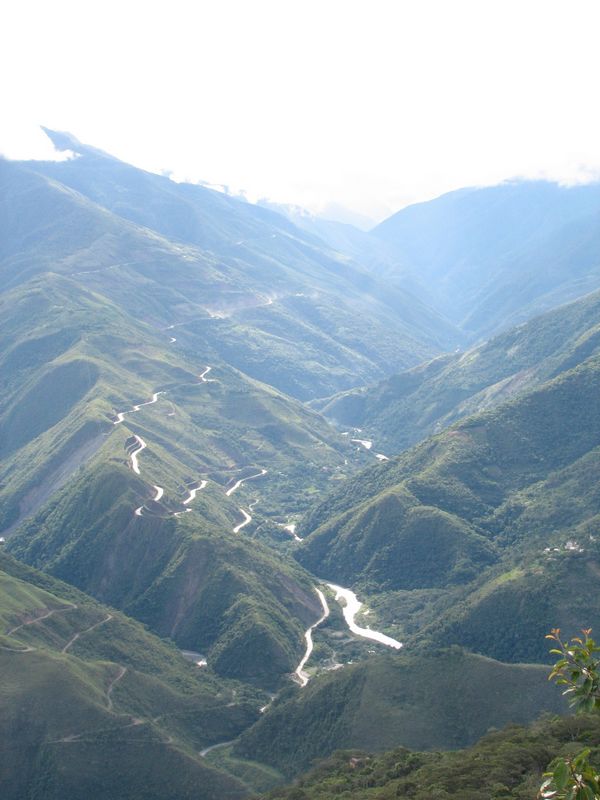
[62,613,113,653]
[7,604,76,637]
[233,508,252,533]
[293,588,330,687]
[114,391,165,425]
[183,480,207,505]
[128,435,147,475]
[106,665,127,711]
[198,366,216,382]
[199,739,236,758]
[225,468,267,496]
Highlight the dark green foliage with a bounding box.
[236,650,566,778]
[299,353,600,592]
[258,715,600,800]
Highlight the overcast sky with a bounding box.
[2,0,600,224]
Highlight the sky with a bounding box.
[1,0,600,225]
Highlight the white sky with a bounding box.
[1,0,600,223]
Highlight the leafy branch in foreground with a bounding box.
[539,629,600,800]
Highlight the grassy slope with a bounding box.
[0,552,264,800]
[0,273,360,534]
[0,272,349,688]
[1,154,458,402]
[299,354,600,581]
[8,458,325,689]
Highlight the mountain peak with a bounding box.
[40,126,118,162]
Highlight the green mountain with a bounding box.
[259,713,600,800]
[10,130,460,401]
[7,454,328,689]
[235,649,566,778]
[316,288,600,454]
[372,180,600,340]
[0,551,265,800]
[296,351,600,663]
[0,220,358,689]
[6,134,600,798]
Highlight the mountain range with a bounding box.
[3,129,600,798]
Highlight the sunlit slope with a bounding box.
[234,649,566,778]
[0,270,359,534]
[300,355,600,577]
[318,288,600,453]
[8,457,326,689]
[2,148,459,400]
[0,270,354,688]
[0,552,263,800]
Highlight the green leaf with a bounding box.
[553,760,569,791]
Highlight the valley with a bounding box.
[2,129,600,799]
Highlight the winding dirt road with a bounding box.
[225,468,267,497]
[62,613,113,653]
[233,508,252,534]
[183,480,207,505]
[128,435,147,475]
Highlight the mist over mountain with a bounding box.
[372,180,600,339]
[4,129,600,799]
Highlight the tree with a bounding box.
[539,629,600,800]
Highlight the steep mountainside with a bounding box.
[0,231,360,689]
[296,352,600,662]
[7,455,328,689]
[7,130,460,400]
[0,552,264,800]
[235,649,566,777]
[259,714,600,800]
[316,288,600,454]
[372,180,600,339]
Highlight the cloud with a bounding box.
[0,121,78,162]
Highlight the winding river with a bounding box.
[327,583,402,649]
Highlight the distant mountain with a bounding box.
[316,288,600,454]
[372,180,600,340]
[12,129,459,400]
